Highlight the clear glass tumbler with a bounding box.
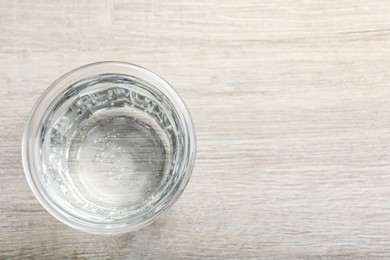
[22,61,196,234]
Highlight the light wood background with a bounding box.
[2,0,390,259]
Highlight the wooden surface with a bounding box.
[2,0,390,258]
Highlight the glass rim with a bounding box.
[21,61,197,234]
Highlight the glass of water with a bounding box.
[22,62,196,234]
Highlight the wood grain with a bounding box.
[2,0,390,258]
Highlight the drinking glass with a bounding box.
[22,61,196,234]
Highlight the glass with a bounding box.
[22,62,196,234]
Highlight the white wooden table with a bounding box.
[2,0,390,258]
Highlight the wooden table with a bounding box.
[2,0,390,258]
